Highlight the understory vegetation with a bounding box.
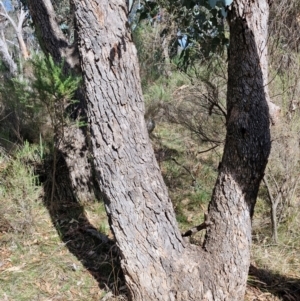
[0,0,300,300]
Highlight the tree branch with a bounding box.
[0,2,17,31]
[262,175,273,205]
[170,157,195,181]
[197,144,219,155]
[27,0,80,71]
[182,213,212,237]
[0,1,29,59]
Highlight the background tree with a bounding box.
[26,0,100,202]
[0,0,29,76]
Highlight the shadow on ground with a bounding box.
[248,264,300,301]
[39,153,125,296]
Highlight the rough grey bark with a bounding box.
[201,1,272,297]
[27,0,79,69]
[27,0,98,202]
[72,0,272,300]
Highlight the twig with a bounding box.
[182,213,212,237]
[262,176,273,205]
[197,144,219,155]
[170,157,195,181]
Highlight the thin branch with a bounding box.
[17,6,27,32]
[0,1,17,32]
[0,31,17,75]
[0,111,13,122]
[262,176,273,205]
[267,167,280,193]
[0,1,29,59]
[203,93,227,119]
[197,144,219,155]
[263,172,285,209]
[171,157,195,181]
[265,181,281,220]
[5,39,19,48]
[182,213,212,237]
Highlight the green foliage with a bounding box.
[133,23,165,87]
[0,54,81,146]
[0,56,81,148]
[32,55,80,106]
[132,0,229,74]
[0,143,42,234]
[0,69,43,145]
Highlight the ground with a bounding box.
[0,142,299,301]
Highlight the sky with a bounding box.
[2,0,13,11]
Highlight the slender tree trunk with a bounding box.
[202,1,272,297]
[70,0,271,300]
[16,31,29,59]
[27,0,79,70]
[16,6,30,59]
[0,32,17,76]
[263,176,280,243]
[0,2,28,64]
[27,0,98,202]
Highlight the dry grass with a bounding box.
[0,196,125,300]
[1,119,300,301]
[0,145,126,301]
[247,198,300,301]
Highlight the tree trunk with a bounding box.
[16,6,30,59]
[0,33,17,76]
[27,0,99,202]
[16,31,29,59]
[72,0,271,300]
[0,1,29,59]
[27,0,79,70]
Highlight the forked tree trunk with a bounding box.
[72,0,271,300]
[27,0,99,202]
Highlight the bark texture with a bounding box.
[201,2,272,298]
[72,0,271,300]
[27,0,79,69]
[72,1,186,299]
[27,0,98,202]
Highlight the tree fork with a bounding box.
[70,0,272,300]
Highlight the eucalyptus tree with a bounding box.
[69,0,277,300]
[0,0,29,75]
